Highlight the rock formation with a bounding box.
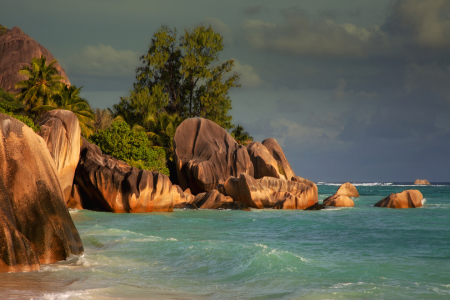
[191,189,234,209]
[37,110,81,204]
[336,182,359,197]
[414,179,430,185]
[0,26,70,93]
[223,174,318,209]
[261,138,295,181]
[246,141,280,179]
[72,138,188,213]
[374,190,424,209]
[0,113,83,273]
[174,118,253,195]
[323,194,354,207]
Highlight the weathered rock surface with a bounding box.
[374,190,424,209]
[262,138,296,181]
[414,179,430,185]
[0,113,83,273]
[223,174,318,210]
[0,27,70,93]
[323,194,354,207]
[246,141,280,179]
[37,110,81,204]
[191,189,233,209]
[336,182,359,197]
[174,118,253,195]
[72,138,187,213]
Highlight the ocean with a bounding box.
[1,183,449,299]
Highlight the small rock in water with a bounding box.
[305,203,327,210]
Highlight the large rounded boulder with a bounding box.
[0,113,83,273]
[174,118,254,194]
[323,194,354,207]
[374,190,424,209]
[246,141,280,179]
[37,110,81,204]
[414,179,430,185]
[0,26,70,93]
[336,182,359,197]
[72,138,186,213]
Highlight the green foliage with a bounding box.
[0,89,40,132]
[230,124,253,145]
[15,55,64,118]
[90,121,169,175]
[134,24,240,130]
[0,24,6,36]
[35,84,95,137]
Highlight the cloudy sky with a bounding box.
[2,0,450,182]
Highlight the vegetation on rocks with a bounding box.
[90,121,169,175]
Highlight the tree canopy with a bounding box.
[134,24,240,130]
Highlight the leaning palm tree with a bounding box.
[35,85,95,137]
[15,55,64,119]
[231,124,253,145]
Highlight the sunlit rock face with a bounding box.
[374,190,424,209]
[72,138,186,213]
[336,182,359,198]
[0,26,70,93]
[246,141,280,179]
[414,179,430,185]
[0,113,83,273]
[323,194,354,207]
[174,118,254,195]
[261,138,296,181]
[37,110,81,204]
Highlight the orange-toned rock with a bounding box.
[336,182,359,197]
[0,113,83,273]
[174,118,253,195]
[0,27,70,93]
[291,176,319,202]
[223,174,318,210]
[246,141,280,179]
[262,138,296,181]
[192,189,233,209]
[323,194,354,207]
[414,179,430,185]
[37,110,81,204]
[73,138,184,213]
[374,190,424,209]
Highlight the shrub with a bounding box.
[90,121,169,175]
[0,89,40,132]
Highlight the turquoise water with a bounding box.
[1,183,449,299]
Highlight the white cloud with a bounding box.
[64,44,139,77]
[231,58,264,88]
[242,8,386,57]
[386,0,450,48]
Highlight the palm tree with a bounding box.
[231,124,253,145]
[35,85,95,137]
[15,55,64,119]
[147,113,183,161]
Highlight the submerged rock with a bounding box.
[37,110,81,204]
[414,179,430,185]
[174,118,253,194]
[305,203,327,210]
[336,182,359,197]
[323,194,354,207]
[374,190,424,209]
[72,138,187,213]
[0,113,83,273]
[0,26,70,93]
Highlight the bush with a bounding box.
[90,121,169,175]
[0,88,40,132]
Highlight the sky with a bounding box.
[2,0,450,182]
